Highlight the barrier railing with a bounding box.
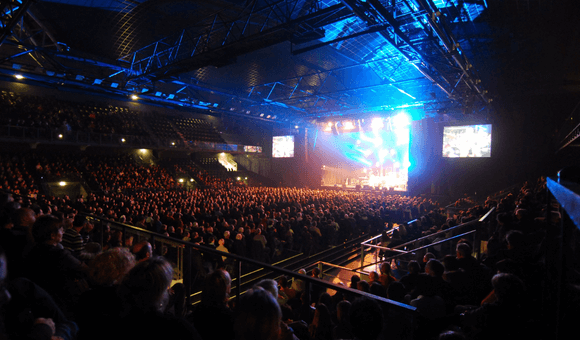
[82,213,417,336]
[358,207,494,273]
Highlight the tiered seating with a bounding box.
[142,111,178,141]
[173,117,224,143]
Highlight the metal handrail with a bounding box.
[357,207,494,272]
[81,213,417,323]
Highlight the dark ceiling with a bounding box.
[0,0,578,131]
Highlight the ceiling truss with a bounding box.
[0,0,491,125]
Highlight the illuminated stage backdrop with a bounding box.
[317,114,411,191]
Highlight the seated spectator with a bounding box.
[191,269,235,340]
[309,303,333,340]
[278,275,296,302]
[76,248,136,340]
[24,214,88,318]
[460,273,530,340]
[378,262,397,289]
[62,215,96,262]
[349,296,384,340]
[399,260,422,295]
[234,287,297,340]
[291,268,307,297]
[113,256,202,340]
[131,241,152,262]
[357,280,370,293]
[332,300,353,340]
[456,242,492,305]
[386,281,407,304]
[0,246,78,340]
[442,255,470,306]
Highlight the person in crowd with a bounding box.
[191,268,235,340]
[309,303,334,340]
[378,262,397,290]
[400,261,421,293]
[460,273,530,340]
[332,300,353,340]
[0,246,78,340]
[131,240,153,262]
[76,247,136,340]
[234,287,297,340]
[113,256,202,340]
[24,214,88,318]
[349,296,384,340]
[62,215,96,262]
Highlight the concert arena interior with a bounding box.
[0,1,579,340]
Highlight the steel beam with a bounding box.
[0,0,34,47]
[119,0,354,82]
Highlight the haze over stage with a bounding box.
[318,114,411,192]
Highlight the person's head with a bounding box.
[312,303,332,329]
[356,280,369,292]
[277,276,289,289]
[73,215,88,230]
[442,255,459,272]
[506,230,524,250]
[255,279,278,298]
[89,247,136,287]
[456,242,472,259]
[336,300,351,322]
[350,296,383,340]
[407,260,420,274]
[131,241,153,262]
[311,267,321,278]
[379,262,391,275]
[31,214,64,244]
[201,268,231,306]
[492,273,525,303]
[350,274,361,289]
[234,287,281,340]
[386,281,406,302]
[425,259,445,278]
[318,292,333,308]
[369,271,380,282]
[118,256,173,313]
[369,281,386,298]
[12,208,36,228]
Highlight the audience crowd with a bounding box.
[0,145,562,340]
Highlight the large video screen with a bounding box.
[443,124,492,158]
[317,115,411,191]
[272,135,295,158]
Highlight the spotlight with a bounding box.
[371,118,384,130]
[59,181,66,187]
[131,94,138,100]
[393,113,410,128]
[14,74,24,80]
